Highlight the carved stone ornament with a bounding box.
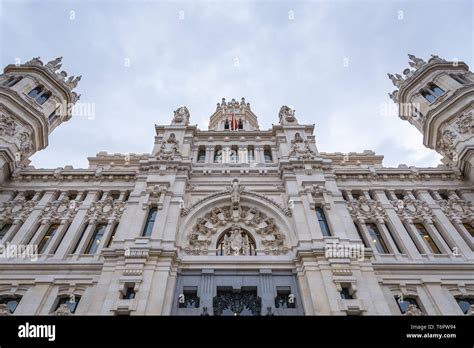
[279,105,297,124]
[408,54,426,69]
[437,129,457,159]
[19,131,34,160]
[456,111,473,134]
[86,196,125,223]
[52,303,72,316]
[390,197,433,222]
[22,57,81,91]
[0,194,37,224]
[289,139,316,160]
[437,196,474,223]
[143,184,167,209]
[0,304,12,316]
[40,197,81,224]
[184,204,288,255]
[405,304,425,316]
[347,196,387,222]
[388,54,447,90]
[0,114,16,137]
[157,133,181,160]
[172,106,190,125]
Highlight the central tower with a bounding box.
[208,97,260,131]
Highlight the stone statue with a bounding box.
[279,105,296,124]
[52,303,72,316]
[0,114,16,137]
[45,57,63,72]
[387,73,402,88]
[227,178,244,209]
[405,304,425,316]
[56,70,68,81]
[408,54,426,69]
[172,106,190,125]
[24,57,43,66]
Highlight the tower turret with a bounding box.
[208,97,259,131]
[388,54,473,182]
[0,57,81,182]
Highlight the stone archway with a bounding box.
[183,204,289,255]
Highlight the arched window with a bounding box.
[238,119,243,129]
[28,86,43,99]
[413,106,423,120]
[2,76,22,87]
[197,145,206,163]
[36,91,51,105]
[427,83,445,97]
[216,226,256,256]
[230,145,238,163]
[0,296,22,314]
[214,145,222,163]
[224,119,229,130]
[248,145,255,162]
[54,295,81,314]
[420,89,436,103]
[0,223,12,240]
[263,146,272,162]
[450,73,470,85]
[1,76,14,86]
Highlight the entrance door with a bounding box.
[213,288,261,316]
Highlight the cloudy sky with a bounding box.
[1,0,472,169]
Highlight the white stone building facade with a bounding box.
[0,54,472,316]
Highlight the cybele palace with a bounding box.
[0,54,472,316]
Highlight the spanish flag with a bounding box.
[230,113,238,130]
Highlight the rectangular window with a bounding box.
[316,208,331,236]
[456,297,474,314]
[72,223,88,254]
[38,224,59,254]
[366,223,389,254]
[395,296,420,314]
[178,288,200,309]
[463,223,474,237]
[0,296,21,313]
[384,223,402,253]
[85,224,107,254]
[122,285,136,300]
[414,223,441,254]
[274,288,296,309]
[106,223,119,247]
[354,223,368,247]
[340,286,353,299]
[55,296,80,314]
[142,207,157,237]
[0,223,11,240]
